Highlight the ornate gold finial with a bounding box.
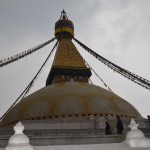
[55,10,74,39]
[60,9,68,20]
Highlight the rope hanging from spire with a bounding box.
[73,37,150,90]
[84,58,113,92]
[75,46,113,92]
[0,41,58,121]
[0,37,56,67]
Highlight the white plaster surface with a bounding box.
[5,122,34,150]
[0,143,148,150]
[33,143,150,150]
[125,119,150,148]
[2,120,150,150]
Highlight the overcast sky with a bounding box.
[0,0,150,118]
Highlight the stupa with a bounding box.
[0,10,149,148]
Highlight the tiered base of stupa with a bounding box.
[0,117,150,148]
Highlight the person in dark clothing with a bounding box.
[147,115,150,126]
[116,115,124,134]
[105,122,111,135]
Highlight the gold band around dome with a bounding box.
[55,27,74,37]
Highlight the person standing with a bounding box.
[147,115,150,126]
[105,122,111,135]
[116,115,124,134]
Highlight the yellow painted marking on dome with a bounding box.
[0,83,142,125]
[55,27,74,37]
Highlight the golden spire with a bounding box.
[53,39,86,68]
[46,11,91,85]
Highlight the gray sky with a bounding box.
[0,0,150,118]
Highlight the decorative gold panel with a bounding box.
[53,39,86,68]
